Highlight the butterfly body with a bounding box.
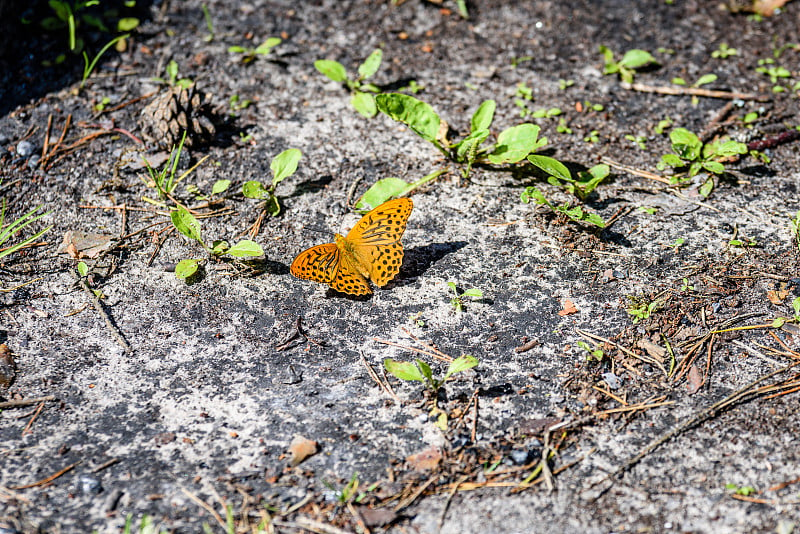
[290,198,413,295]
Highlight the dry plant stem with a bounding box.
[371,337,452,363]
[600,157,671,184]
[21,401,45,435]
[576,329,667,376]
[586,361,800,501]
[699,101,736,142]
[620,81,768,101]
[181,488,226,530]
[394,476,438,513]
[10,461,81,490]
[73,271,131,352]
[91,458,120,473]
[437,474,470,533]
[42,114,52,159]
[347,502,371,534]
[360,350,400,403]
[0,396,56,409]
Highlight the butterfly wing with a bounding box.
[290,242,371,295]
[346,198,413,287]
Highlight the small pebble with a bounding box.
[16,140,35,158]
[602,372,622,390]
[27,155,40,169]
[0,133,9,145]
[79,475,103,495]
[508,449,535,465]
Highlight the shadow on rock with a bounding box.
[401,241,468,279]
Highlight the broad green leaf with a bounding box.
[170,206,202,242]
[660,153,684,167]
[710,140,747,158]
[117,17,139,31]
[699,176,715,197]
[461,288,483,298]
[355,178,409,211]
[228,45,246,53]
[416,359,434,383]
[271,148,302,185]
[447,281,457,292]
[520,186,548,205]
[444,355,478,380]
[488,124,544,164]
[375,93,441,143]
[210,240,229,255]
[435,412,448,432]
[384,359,424,382]
[360,83,380,93]
[165,60,178,81]
[703,161,725,174]
[358,49,382,79]
[527,154,571,182]
[265,195,281,216]
[351,91,377,118]
[619,49,657,69]
[694,73,717,87]
[314,59,347,82]
[471,100,495,133]
[455,129,489,162]
[672,77,687,85]
[598,45,614,64]
[242,180,270,199]
[77,261,88,277]
[211,179,231,196]
[175,259,200,280]
[226,240,264,257]
[255,37,281,55]
[670,128,702,160]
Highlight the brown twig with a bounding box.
[11,461,81,489]
[747,129,800,152]
[73,270,131,352]
[621,82,769,101]
[21,401,45,435]
[371,338,452,363]
[360,350,400,403]
[0,396,56,409]
[600,157,671,184]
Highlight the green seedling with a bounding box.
[201,4,214,42]
[793,297,800,322]
[322,473,379,506]
[510,56,532,68]
[626,295,661,323]
[448,282,483,312]
[384,355,478,398]
[171,206,264,282]
[654,117,673,135]
[556,118,572,134]
[657,127,747,197]
[638,206,658,215]
[93,96,111,112]
[583,130,599,143]
[558,79,574,90]
[670,237,685,252]
[545,163,610,202]
[315,48,383,117]
[152,60,193,89]
[599,46,658,83]
[625,134,647,150]
[724,483,756,496]
[580,101,604,112]
[398,79,423,94]
[680,277,694,292]
[408,311,425,327]
[532,107,562,119]
[228,37,281,64]
[185,179,230,202]
[729,236,757,248]
[140,132,209,200]
[791,211,800,252]
[376,94,548,179]
[42,0,139,54]
[241,148,302,217]
[742,111,759,124]
[228,94,252,114]
[354,169,445,212]
[122,512,168,534]
[514,82,535,117]
[712,43,738,59]
[577,341,604,362]
[672,73,717,87]
[81,34,128,88]
[521,186,606,228]
[0,202,52,260]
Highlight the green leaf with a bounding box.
[375,93,441,143]
[210,240,229,255]
[226,240,264,258]
[242,180,271,199]
[455,129,490,162]
[488,123,544,164]
[265,195,281,216]
[471,100,496,133]
[314,59,348,82]
[520,186,547,205]
[384,359,424,382]
[461,288,483,298]
[211,179,231,196]
[416,359,434,383]
[694,73,717,87]
[117,17,139,31]
[598,45,614,64]
[660,153,684,167]
[619,49,657,69]
[670,128,702,160]
[175,259,200,280]
[77,261,89,277]
[672,77,687,85]
[228,45,246,53]
[447,281,458,292]
[702,161,725,174]
[271,148,302,186]
[527,154,572,182]
[710,140,748,158]
[355,178,409,211]
[358,49,382,80]
[255,37,281,55]
[698,176,715,197]
[443,355,478,381]
[170,207,202,243]
[351,91,377,118]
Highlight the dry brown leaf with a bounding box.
[57,231,114,259]
[558,299,578,316]
[406,446,442,471]
[288,435,318,467]
[767,289,790,305]
[753,0,792,15]
[0,344,17,390]
[357,506,398,528]
[686,365,703,395]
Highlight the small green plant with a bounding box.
[171,206,264,281]
[315,49,383,117]
[680,277,694,292]
[558,78,574,90]
[140,132,205,200]
[521,186,606,228]
[0,202,52,261]
[583,130,599,143]
[384,355,478,397]
[185,180,230,202]
[408,311,425,327]
[670,237,685,251]
[152,60,193,88]
[241,148,302,217]
[122,512,167,534]
[93,95,111,112]
[793,297,800,322]
[532,107,562,119]
[201,4,214,42]
[376,94,548,179]
[42,0,139,54]
[599,46,657,83]
[514,82,534,117]
[448,282,483,312]
[354,170,445,212]
[625,134,647,150]
[556,118,572,134]
[626,295,661,323]
[712,43,738,59]
[657,127,748,197]
[228,94,252,114]
[228,37,281,64]
[791,211,800,252]
[510,56,532,68]
[671,73,717,87]
[729,235,757,248]
[577,340,605,362]
[81,33,128,88]
[654,117,673,135]
[724,483,756,496]
[545,163,610,202]
[323,473,379,506]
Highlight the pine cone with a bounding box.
[139,86,216,148]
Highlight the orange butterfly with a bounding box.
[290,198,413,295]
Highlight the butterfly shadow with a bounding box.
[397,241,469,281]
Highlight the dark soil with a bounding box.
[1,1,800,533]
